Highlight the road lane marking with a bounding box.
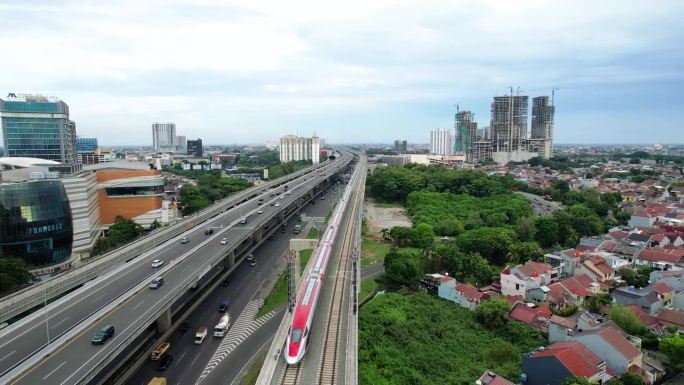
[132,301,146,311]
[176,351,187,366]
[0,351,15,363]
[91,293,107,304]
[42,361,66,380]
[50,317,70,329]
[190,352,201,367]
[7,170,335,382]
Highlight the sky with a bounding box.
[1,0,683,146]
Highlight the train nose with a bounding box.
[285,342,302,365]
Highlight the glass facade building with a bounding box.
[76,137,98,154]
[0,180,73,267]
[0,95,77,163]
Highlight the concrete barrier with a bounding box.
[0,158,349,324]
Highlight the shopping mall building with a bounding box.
[0,158,169,274]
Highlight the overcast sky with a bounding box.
[1,0,683,146]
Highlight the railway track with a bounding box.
[317,163,364,385]
[277,158,365,385]
[280,360,303,385]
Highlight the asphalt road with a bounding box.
[3,157,350,385]
[127,195,337,385]
[515,191,562,216]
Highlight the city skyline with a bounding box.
[1,1,683,145]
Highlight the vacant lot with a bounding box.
[364,198,412,238]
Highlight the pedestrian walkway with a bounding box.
[196,299,277,384]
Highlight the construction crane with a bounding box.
[551,87,560,106]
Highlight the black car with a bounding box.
[268,235,275,240]
[157,354,173,371]
[205,228,214,235]
[91,325,115,345]
[221,279,230,287]
[281,227,286,233]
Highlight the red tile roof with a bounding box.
[549,315,577,329]
[533,342,603,377]
[455,283,484,302]
[609,230,629,240]
[650,282,674,295]
[515,261,554,279]
[591,326,641,360]
[509,303,550,327]
[659,308,684,328]
[626,305,660,328]
[637,248,684,264]
[477,371,515,385]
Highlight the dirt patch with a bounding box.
[364,198,412,238]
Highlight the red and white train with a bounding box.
[284,173,356,365]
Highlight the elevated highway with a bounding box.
[0,154,352,385]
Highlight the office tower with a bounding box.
[76,137,98,154]
[279,135,321,164]
[490,95,529,153]
[429,129,452,156]
[76,137,99,165]
[454,111,477,154]
[174,135,187,150]
[531,96,555,158]
[394,140,407,153]
[187,139,203,158]
[152,122,176,150]
[0,93,77,163]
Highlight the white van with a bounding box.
[194,327,207,344]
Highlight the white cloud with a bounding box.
[0,0,682,144]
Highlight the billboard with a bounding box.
[263,169,269,179]
[192,164,202,170]
[210,163,222,170]
[203,164,211,171]
[182,163,191,170]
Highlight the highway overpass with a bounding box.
[0,154,353,385]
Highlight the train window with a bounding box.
[291,328,303,343]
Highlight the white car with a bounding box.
[257,209,264,214]
[286,191,292,195]
[220,237,228,245]
[151,259,164,268]
[274,202,280,207]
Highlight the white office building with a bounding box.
[430,129,452,156]
[279,135,321,164]
[152,122,176,151]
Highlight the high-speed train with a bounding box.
[284,165,358,365]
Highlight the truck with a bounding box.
[194,327,207,344]
[150,342,170,360]
[293,224,301,234]
[147,378,167,385]
[213,315,230,337]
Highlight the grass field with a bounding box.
[299,249,313,275]
[256,270,288,318]
[361,238,391,267]
[240,352,266,385]
[360,274,383,300]
[306,228,319,239]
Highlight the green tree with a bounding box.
[0,257,32,293]
[562,377,595,385]
[384,248,421,286]
[583,293,612,313]
[457,227,516,265]
[619,373,645,385]
[412,223,435,249]
[507,241,542,264]
[660,334,684,369]
[389,226,413,247]
[515,217,537,242]
[535,216,559,247]
[475,298,510,330]
[608,305,647,336]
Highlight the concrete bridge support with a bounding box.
[156,308,173,333]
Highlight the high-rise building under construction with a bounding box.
[530,96,555,158]
[454,110,478,154]
[490,95,529,153]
